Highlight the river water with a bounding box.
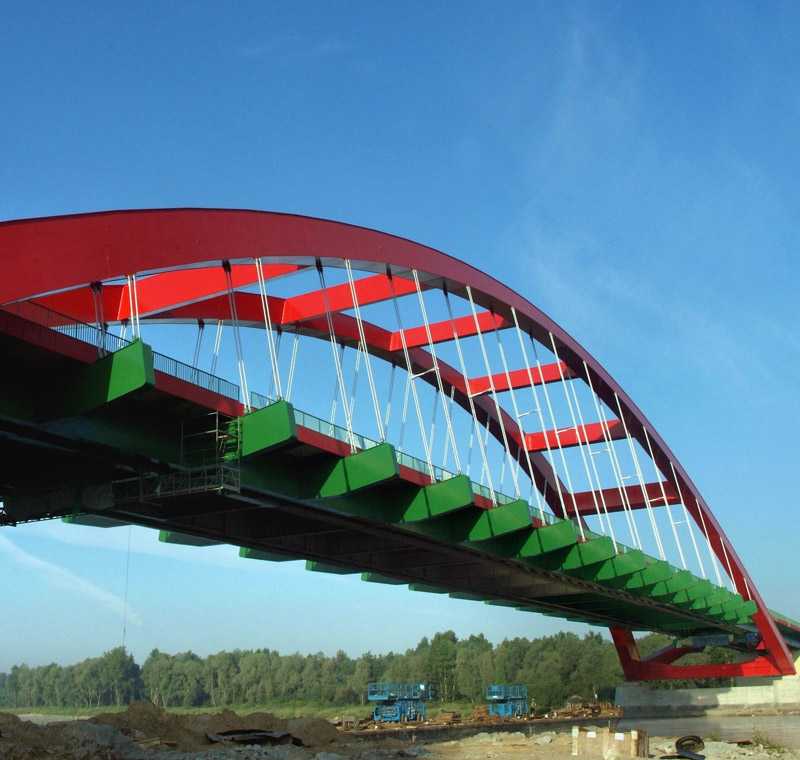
[618,716,800,749]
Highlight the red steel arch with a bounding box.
[0,208,794,678]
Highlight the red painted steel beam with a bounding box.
[390,312,507,351]
[468,362,574,396]
[525,419,625,453]
[610,628,787,680]
[571,481,681,515]
[30,264,301,323]
[643,643,704,666]
[280,273,419,324]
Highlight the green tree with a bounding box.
[428,631,458,702]
[100,647,141,707]
[455,633,493,701]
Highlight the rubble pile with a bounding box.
[0,703,348,760]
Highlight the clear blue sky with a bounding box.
[2,1,800,672]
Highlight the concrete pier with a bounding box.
[616,650,800,716]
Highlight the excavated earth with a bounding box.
[2,703,799,760]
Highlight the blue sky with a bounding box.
[2,1,800,672]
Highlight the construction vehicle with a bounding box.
[366,682,432,723]
[484,684,530,718]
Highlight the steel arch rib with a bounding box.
[0,208,793,676]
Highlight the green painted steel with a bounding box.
[239,547,298,562]
[62,513,130,528]
[604,560,673,591]
[240,400,298,457]
[468,499,533,540]
[361,573,406,585]
[313,470,474,525]
[449,591,487,601]
[314,443,399,498]
[530,535,617,572]
[401,498,533,544]
[306,560,357,574]
[409,583,451,594]
[159,530,221,547]
[399,475,475,521]
[475,520,578,561]
[38,340,155,422]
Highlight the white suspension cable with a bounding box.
[441,385,456,471]
[388,269,436,480]
[466,287,520,499]
[223,261,251,412]
[348,342,363,425]
[191,320,205,384]
[532,335,585,539]
[718,535,737,593]
[398,367,412,452]
[329,350,341,431]
[481,416,493,490]
[428,387,439,466]
[583,366,641,550]
[286,328,300,403]
[317,260,356,452]
[642,428,687,569]
[125,274,141,340]
[695,498,725,586]
[210,319,224,376]
[443,289,496,503]
[548,334,608,537]
[345,260,386,442]
[384,364,396,433]
[413,273,461,472]
[508,310,548,516]
[192,320,205,369]
[91,282,103,355]
[599,403,643,549]
[466,416,476,478]
[266,329,283,403]
[512,316,569,517]
[254,258,283,400]
[613,393,665,560]
[669,462,706,577]
[569,360,616,542]
[494,311,542,509]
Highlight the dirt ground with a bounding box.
[1,704,798,760]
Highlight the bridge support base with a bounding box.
[616,649,800,717]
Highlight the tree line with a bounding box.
[0,630,732,712]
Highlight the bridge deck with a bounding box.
[1,306,798,649]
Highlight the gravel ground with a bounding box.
[2,706,799,760]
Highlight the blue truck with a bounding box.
[367,681,433,723]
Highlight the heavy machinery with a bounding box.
[367,682,432,723]
[484,684,530,718]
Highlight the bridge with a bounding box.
[1,208,797,682]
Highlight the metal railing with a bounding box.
[114,466,241,503]
[152,351,240,402]
[4,299,559,527]
[2,299,132,354]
